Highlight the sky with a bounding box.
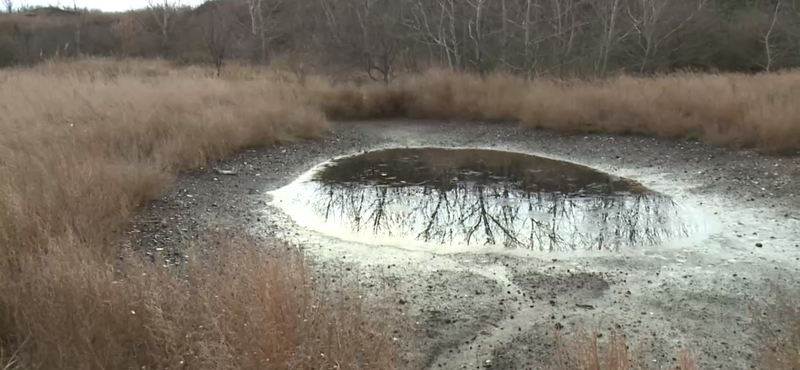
[21,0,203,12]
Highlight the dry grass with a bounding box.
[554,329,697,370]
[2,230,396,369]
[0,59,397,369]
[1,58,799,369]
[320,69,800,153]
[0,58,326,252]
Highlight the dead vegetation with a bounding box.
[0,230,396,369]
[0,58,799,369]
[321,69,800,154]
[553,329,697,370]
[0,59,393,369]
[3,0,800,77]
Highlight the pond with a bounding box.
[269,148,699,252]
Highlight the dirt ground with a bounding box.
[133,120,800,370]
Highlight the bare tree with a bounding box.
[247,0,285,63]
[626,0,706,73]
[356,0,402,83]
[760,0,781,72]
[4,0,797,77]
[247,0,265,60]
[248,0,262,36]
[516,0,544,75]
[404,0,462,69]
[71,0,86,56]
[550,0,582,79]
[466,0,488,71]
[146,0,180,56]
[202,2,234,77]
[321,0,402,83]
[521,0,537,72]
[592,0,624,77]
[500,0,508,67]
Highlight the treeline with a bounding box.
[0,0,798,78]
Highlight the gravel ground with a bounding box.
[133,120,800,370]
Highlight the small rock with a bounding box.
[213,168,238,176]
[756,243,763,248]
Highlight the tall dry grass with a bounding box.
[320,69,800,153]
[0,59,398,369]
[2,58,799,369]
[553,329,697,370]
[2,231,396,369]
[0,59,326,252]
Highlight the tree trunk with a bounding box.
[501,0,507,67]
[600,0,620,77]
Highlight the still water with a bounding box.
[271,148,698,252]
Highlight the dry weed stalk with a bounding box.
[554,328,697,370]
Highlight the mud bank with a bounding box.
[134,120,800,370]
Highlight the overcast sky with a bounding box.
[21,0,203,12]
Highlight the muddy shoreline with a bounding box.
[133,120,800,370]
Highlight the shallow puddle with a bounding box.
[270,148,700,252]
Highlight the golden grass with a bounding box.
[1,231,396,369]
[321,69,800,153]
[0,59,397,369]
[0,59,326,251]
[1,58,799,369]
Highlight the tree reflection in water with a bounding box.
[287,148,693,252]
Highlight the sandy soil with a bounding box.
[133,120,800,370]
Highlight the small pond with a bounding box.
[270,148,699,252]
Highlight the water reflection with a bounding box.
[279,148,694,252]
